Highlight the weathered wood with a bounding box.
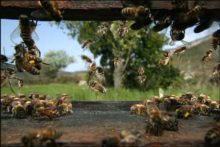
[0,0,220,21]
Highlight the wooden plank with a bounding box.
[0,0,220,21]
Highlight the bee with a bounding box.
[114,57,121,68]
[212,63,220,76]
[88,62,97,77]
[130,103,146,116]
[1,54,8,63]
[120,130,142,147]
[31,0,63,22]
[11,15,40,56]
[57,103,73,115]
[81,39,92,49]
[212,29,220,50]
[97,22,109,37]
[158,51,173,65]
[34,106,57,120]
[170,27,185,42]
[12,103,26,118]
[204,126,220,147]
[146,106,178,136]
[81,55,93,63]
[174,46,187,55]
[197,94,211,104]
[21,128,62,147]
[89,80,106,94]
[95,67,105,83]
[192,103,210,116]
[176,105,192,119]
[137,66,145,75]
[202,49,213,62]
[122,6,153,30]
[163,95,180,111]
[209,101,219,111]
[117,21,128,38]
[137,75,146,86]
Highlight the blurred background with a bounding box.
[1,19,219,100]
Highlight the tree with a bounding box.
[42,50,74,78]
[62,21,181,89]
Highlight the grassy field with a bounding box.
[1,83,219,101]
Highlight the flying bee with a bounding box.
[117,21,128,38]
[81,39,92,49]
[11,15,41,57]
[81,55,93,63]
[174,46,187,55]
[88,62,97,77]
[212,29,220,50]
[158,51,173,65]
[204,126,220,147]
[121,6,153,30]
[31,0,63,22]
[114,57,121,68]
[137,75,146,86]
[97,22,109,37]
[18,79,23,88]
[21,128,62,147]
[137,66,145,75]
[202,49,213,63]
[212,63,220,76]
[89,80,106,94]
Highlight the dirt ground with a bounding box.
[1,101,218,147]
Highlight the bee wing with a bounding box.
[10,26,20,44]
[31,9,50,19]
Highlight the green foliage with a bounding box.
[61,21,182,90]
[42,50,75,78]
[1,84,219,101]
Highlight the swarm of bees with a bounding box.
[0,93,73,120]
[21,127,62,147]
[130,92,219,136]
[80,55,106,95]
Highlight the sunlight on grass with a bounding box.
[1,83,219,101]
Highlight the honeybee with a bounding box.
[204,126,220,147]
[81,39,92,49]
[137,66,145,75]
[174,46,187,55]
[122,6,153,30]
[11,15,40,56]
[170,27,185,42]
[137,75,146,86]
[212,63,220,76]
[21,128,62,147]
[130,103,146,116]
[95,67,105,83]
[176,105,192,119]
[114,57,121,68]
[31,0,63,22]
[192,103,210,116]
[209,101,219,111]
[202,49,213,62]
[120,130,142,147]
[34,106,57,120]
[146,106,178,136]
[97,22,109,37]
[163,95,180,111]
[212,29,220,50]
[198,94,211,104]
[117,21,128,38]
[81,55,93,63]
[158,51,173,65]
[89,80,107,94]
[12,103,26,118]
[88,62,97,77]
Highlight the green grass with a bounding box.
[1,83,219,101]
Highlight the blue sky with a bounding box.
[1,19,219,72]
